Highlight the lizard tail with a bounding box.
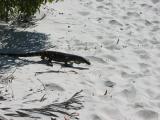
[0,52,41,57]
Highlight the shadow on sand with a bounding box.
[0,24,52,72]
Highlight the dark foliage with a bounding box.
[0,0,60,21]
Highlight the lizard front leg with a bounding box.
[63,61,73,67]
[46,58,53,66]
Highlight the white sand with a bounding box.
[1,0,160,120]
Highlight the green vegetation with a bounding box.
[0,0,60,21]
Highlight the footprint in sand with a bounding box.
[96,0,104,2]
[151,0,160,4]
[144,20,152,26]
[138,63,151,75]
[45,83,65,91]
[91,114,102,120]
[140,3,153,9]
[134,50,150,60]
[109,20,123,27]
[138,63,150,68]
[78,11,90,16]
[97,5,105,10]
[105,80,116,88]
[127,12,140,17]
[96,36,103,40]
[136,109,159,120]
[121,85,137,100]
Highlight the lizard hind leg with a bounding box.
[48,58,52,63]
[46,58,53,66]
[41,55,53,66]
[41,54,45,60]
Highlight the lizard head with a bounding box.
[76,57,91,65]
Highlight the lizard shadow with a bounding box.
[0,24,52,72]
[35,70,66,75]
[21,59,89,70]
[18,58,89,70]
[0,56,89,73]
[61,65,89,70]
[52,61,89,70]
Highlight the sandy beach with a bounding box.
[0,0,160,120]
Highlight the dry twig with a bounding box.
[3,90,83,120]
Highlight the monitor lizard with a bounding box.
[0,50,91,65]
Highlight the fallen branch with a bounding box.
[4,90,84,120]
[0,68,17,84]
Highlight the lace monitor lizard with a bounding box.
[0,51,91,65]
